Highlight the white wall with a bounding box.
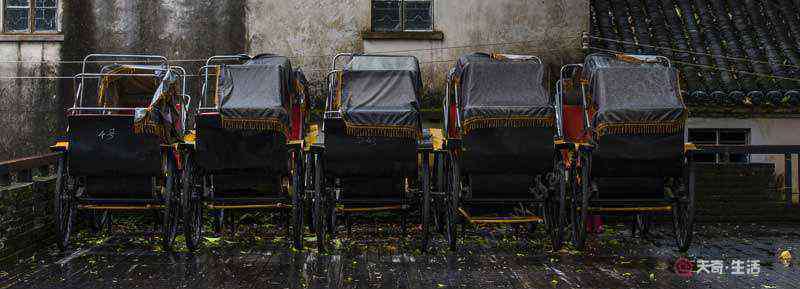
[688,117,800,194]
[0,0,64,160]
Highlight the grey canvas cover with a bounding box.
[339,55,421,139]
[215,55,291,132]
[129,67,184,143]
[454,53,553,133]
[584,54,686,136]
[346,55,419,73]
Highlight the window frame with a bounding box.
[370,0,433,33]
[3,0,60,34]
[688,128,751,164]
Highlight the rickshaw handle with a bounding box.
[82,54,168,76]
[330,53,354,72]
[199,55,251,109]
[559,63,591,133]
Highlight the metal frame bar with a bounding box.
[78,54,169,107]
[587,206,672,213]
[558,63,591,135]
[76,197,161,205]
[73,55,190,129]
[443,69,452,137]
[205,197,288,205]
[170,65,191,131]
[78,204,164,210]
[70,68,191,132]
[323,53,355,128]
[207,203,290,210]
[336,205,403,213]
[336,197,405,205]
[458,207,543,224]
[461,198,543,205]
[696,145,800,154]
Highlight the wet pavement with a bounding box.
[1,218,799,289]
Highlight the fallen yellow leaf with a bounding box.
[779,250,792,266]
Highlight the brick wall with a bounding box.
[0,177,55,265]
[695,163,799,222]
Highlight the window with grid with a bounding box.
[688,129,750,163]
[5,0,58,33]
[371,0,432,32]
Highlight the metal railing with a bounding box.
[0,152,62,198]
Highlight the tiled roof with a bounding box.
[589,0,800,115]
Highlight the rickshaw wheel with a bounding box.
[445,153,459,251]
[161,155,179,251]
[634,215,651,238]
[290,151,304,250]
[434,153,446,235]
[420,153,432,252]
[672,159,695,252]
[328,188,337,238]
[304,154,315,232]
[312,153,327,251]
[181,154,203,251]
[90,211,112,235]
[544,155,567,251]
[54,156,75,252]
[571,151,589,250]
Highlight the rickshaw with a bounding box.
[558,53,695,251]
[51,54,190,250]
[180,54,308,250]
[306,54,433,250]
[440,53,570,251]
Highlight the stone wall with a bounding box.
[60,0,248,106]
[695,163,800,222]
[0,178,55,265]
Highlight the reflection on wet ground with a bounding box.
[1,220,798,289]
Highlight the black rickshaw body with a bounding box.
[308,53,430,250]
[320,54,426,192]
[180,54,309,250]
[65,62,186,198]
[192,54,305,194]
[440,53,567,250]
[51,54,189,251]
[557,53,696,251]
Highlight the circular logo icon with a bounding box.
[675,257,694,278]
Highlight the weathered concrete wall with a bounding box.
[245,0,369,106]
[59,0,248,108]
[0,43,61,161]
[2,0,249,160]
[246,0,589,108]
[61,0,246,61]
[687,117,800,194]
